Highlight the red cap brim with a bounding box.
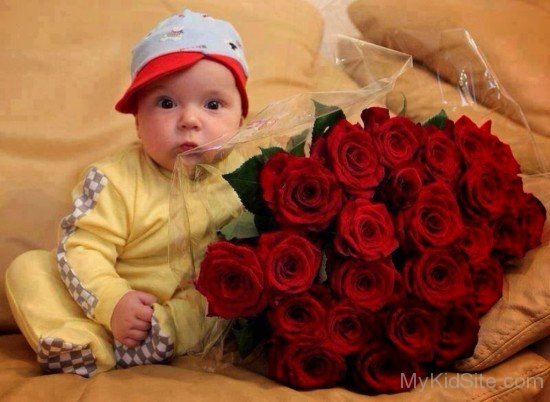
[115,52,248,117]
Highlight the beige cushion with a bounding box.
[347,0,550,137]
[0,0,325,331]
[1,333,549,400]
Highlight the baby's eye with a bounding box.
[205,100,222,110]
[157,97,176,109]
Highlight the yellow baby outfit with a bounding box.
[5,142,245,377]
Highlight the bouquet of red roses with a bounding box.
[194,104,546,394]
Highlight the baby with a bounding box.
[5,9,248,377]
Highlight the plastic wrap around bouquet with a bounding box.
[169,32,547,394]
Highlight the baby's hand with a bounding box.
[111,290,157,348]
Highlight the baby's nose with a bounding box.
[178,106,201,129]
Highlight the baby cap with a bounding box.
[115,9,249,116]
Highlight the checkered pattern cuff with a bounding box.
[114,315,175,368]
[37,337,97,377]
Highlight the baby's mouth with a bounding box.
[178,142,198,153]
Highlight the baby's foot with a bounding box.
[37,337,97,377]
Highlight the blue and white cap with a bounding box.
[115,9,249,116]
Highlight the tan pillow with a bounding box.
[348,0,550,137]
[0,0,324,331]
[311,54,361,93]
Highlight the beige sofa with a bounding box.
[1,1,548,400]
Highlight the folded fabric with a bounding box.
[347,0,550,137]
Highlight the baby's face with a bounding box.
[135,59,243,171]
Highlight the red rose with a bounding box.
[460,117,520,175]
[403,249,473,309]
[196,241,266,318]
[308,283,335,309]
[480,120,492,133]
[435,304,479,367]
[471,257,504,315]
[310,135,328,166]
[499,177,524,217]
[268,339,347,390]
[491,215,526,259]
[266,337,287,382]
[489,135,521,176]
[520,193,547,251]
[360,106,390,129]
[325,300,376,355]
[330,258,402,312]
[458,163,508,220]
[397,182,464,252]
[335,199,398,261]
[258,151,287,207]
[380,161,426,210]
[453,116,493,164]
[268,282,331,310]
[422,125,463,186]
[260,152,343,231]
[354,342,426,393]
[370,116,422,168]
[322,119,385,198]
[257,231,321,295]
[385,302,439,362]
[457,223,494,263]
[268,293,326,340]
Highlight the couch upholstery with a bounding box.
[1,0,548,400]
[1,333,548,401]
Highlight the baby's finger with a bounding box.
[132,319,152,332]
[126,329,148,341]
[135,305,154,322]
[121,337,140,348]
[136,291,157,306]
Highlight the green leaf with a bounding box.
[222,156,265,215]
[219,210,259,240]
[232,315,268,359]
[398,92,407,116]
[286,129,309,157]
[260,146,285,163]
[312,100,345,142]
[422,109,448,129]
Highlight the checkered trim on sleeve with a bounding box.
[37,337,97,377]
[56,167,108,319]
[114,315,175,368]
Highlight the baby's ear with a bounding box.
[239,116,245,127]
